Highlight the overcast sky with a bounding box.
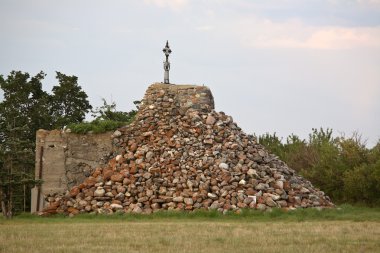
[1,0,379,146]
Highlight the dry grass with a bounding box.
[0,220,379,253]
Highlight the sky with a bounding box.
[0,0,379,146]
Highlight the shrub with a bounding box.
[258,129,380,206]
[343,160,380,206]
[67,119,131,134]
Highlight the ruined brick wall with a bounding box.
[31,130,113,213]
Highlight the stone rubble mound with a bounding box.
[42,83,334,216]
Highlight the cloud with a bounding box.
[306,27,380,49]
[234,18,380,50]
[357,0,380,6]
[143,0,188,11]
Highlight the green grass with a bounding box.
[0,221,379,253]
[5,205,380,223]
[1,206,379,253]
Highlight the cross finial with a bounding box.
[163,40,172,84]
[163,41,172,58]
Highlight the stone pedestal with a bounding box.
[139,83,214,113]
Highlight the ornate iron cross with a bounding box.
[163,40,172,84]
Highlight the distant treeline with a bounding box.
[258,128,380,206]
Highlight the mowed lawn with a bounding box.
[1,207,380,253]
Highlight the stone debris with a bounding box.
[41,83,333,216]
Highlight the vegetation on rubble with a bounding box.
[66,120,128,134]
[67,98,139,134]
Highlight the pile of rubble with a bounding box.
[42,83,333,216]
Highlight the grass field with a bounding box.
[1,206,379,253]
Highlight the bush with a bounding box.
[343,155,380,206]
[258,129,380,206]
[67,98,139,134]
[67,119,130,134]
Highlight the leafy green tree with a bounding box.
[0,71,50,142]
[342,140,380,205]
[0,123,39,218]
[50,72,92,128]
[91,98,137,122]
[299,128,342,199]
[343,159,380,205]
[0,70,92,216]
[282,134,313,172]
[0,71,48,217]
[338,132,368,168]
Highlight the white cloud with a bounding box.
[143,0,188,11]
[306,27,380,49]
[234,18,380,50]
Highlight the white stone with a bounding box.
[207,193,218,200]
[115,155,123,162]
[219,163,229,170]
[269,193,281,201]
[248,196,257,204]
[146,151,154,160]
[184,198,193,205]
[110,203,123,210]
[206,115,216,125]
[113,130,122,137]
[132,206,143,213]
[173,196,184,202]
[275,180,284,189]
[94,187,105,197]
[105,192,114,197]
[247,169,258,177]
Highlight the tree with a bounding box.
[91,98,138,122]
[0,71,51,142]
[50,72,92,128]
[0,70,92,217]
[0,71,48,218]
[0,123,39,218]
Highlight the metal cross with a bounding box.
[163,40,172,84]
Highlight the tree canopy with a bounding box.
[0,70,92,218]
[50,72,92,128]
